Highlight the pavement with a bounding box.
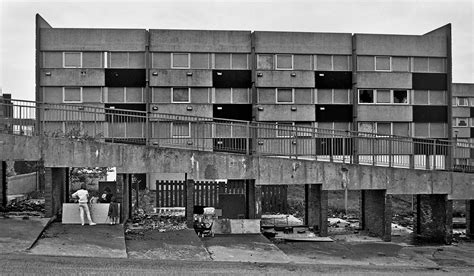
[1,215,474,272]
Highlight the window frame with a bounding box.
[171,87,191,103]
[63,52,82,68]
[375,56,391,71]
[358,89,409,104]
[275,54,294,70]
[276,88,294,104]
[358,89,375,104]
[457,97,469,106]
[455,117,469,128]
[171,122,191,138]
[63,87,83,103]
[171,53,191,69]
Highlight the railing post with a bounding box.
[433,139,437,170]
[409,138,415,170]
[246,121,250,155]
[388,137,392,168]
[372,135,375,166]
[294,126,298,160]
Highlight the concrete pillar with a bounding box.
[467,200,474,239]
[186,179,195,228]
[360,190,392,242]
[305,184,328,237]
[44,167,66,218]
[0,161,6,208]
[254,185,262,219]
[246,179,255,219]
[414,194,453,244]
[117,173,130,223]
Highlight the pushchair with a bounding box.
[193,207,215,237]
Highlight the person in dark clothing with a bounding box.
[108,196,119,225]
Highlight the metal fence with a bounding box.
[1,98,473,172]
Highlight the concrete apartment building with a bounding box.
[452,83,474,169]
[36,15,452,154]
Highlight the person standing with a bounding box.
[72,184,96,226]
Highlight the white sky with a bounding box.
[1,0,473,100]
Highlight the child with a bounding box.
[108,196,119,225]
[72,184,96,226]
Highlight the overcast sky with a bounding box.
[1,0,473,100]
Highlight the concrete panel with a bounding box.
[452,107,470,117]
[452,83,474,97]
[7,172,37,195]
[358,105,412,122]
[355,33,447,57]
[356,72,412,89]
[255,105,315,121]
[150,30,251,52]
[452,127,470,139]
[149,104,212,118]
[40,28,147,51]
[40,69,104,86]
[150,69,212,87]
[254,32,352,54]
[256,70,315,88]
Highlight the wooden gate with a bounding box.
[156,180,186,207]
[261,185,288,214]
[156,179,246,208]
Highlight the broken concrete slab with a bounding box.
[29,223,127,258]
[0,216,49,253]
[202,234,291,263]
[126,229,210,261]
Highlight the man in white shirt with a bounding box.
[72,184,96,226]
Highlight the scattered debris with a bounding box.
[124,209,188,240]
[4,198,45,216]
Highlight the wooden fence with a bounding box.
[261,185,288,214]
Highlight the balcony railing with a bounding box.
[1,98,472,172]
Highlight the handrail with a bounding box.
[1,98,473,172]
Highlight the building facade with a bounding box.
[452,83,474,169]
[35,14,453,164]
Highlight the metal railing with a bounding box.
[1,98,473,172]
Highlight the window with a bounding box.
[471,98,474,106]
[457,97,469,106]
[375,56,390,71]
[359,90,374,103]
[391,57,410,72]
[63,87,82,102]
[455,118,469,127]
[215,53,231,69]
[376,123,391,136]
[376,90,391,103]
[172,53,190,68]
[276,54,293,70]
[276,88,293,103]
[82,52,102,68]
[231,54,248,69]
[393,90,408,104]
[316,55,332,70]
[63,52,82,68]
[257,54,273,70]
[82,87,102,103]
[172,122,191,137]
[357,56,375,71]
[172,88,190,103]
[414,123,447,137]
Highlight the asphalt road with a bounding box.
[0,253,461,275]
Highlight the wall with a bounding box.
[7,172,37,195]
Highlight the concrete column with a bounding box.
[305,184,328,237]
[360,190,392,242]
[414,194,453,244]
[117,173,129,223]
[467,200,474,239]
[254,185,262,219]
[44,167,66,218]
[0,161,6,208]
[246,179,255,219]
[186,179,195,228]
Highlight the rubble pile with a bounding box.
[125,209,187,239]
[4,198,45,216]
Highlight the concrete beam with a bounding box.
[0,133,473,199]
[305,184,328,236]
